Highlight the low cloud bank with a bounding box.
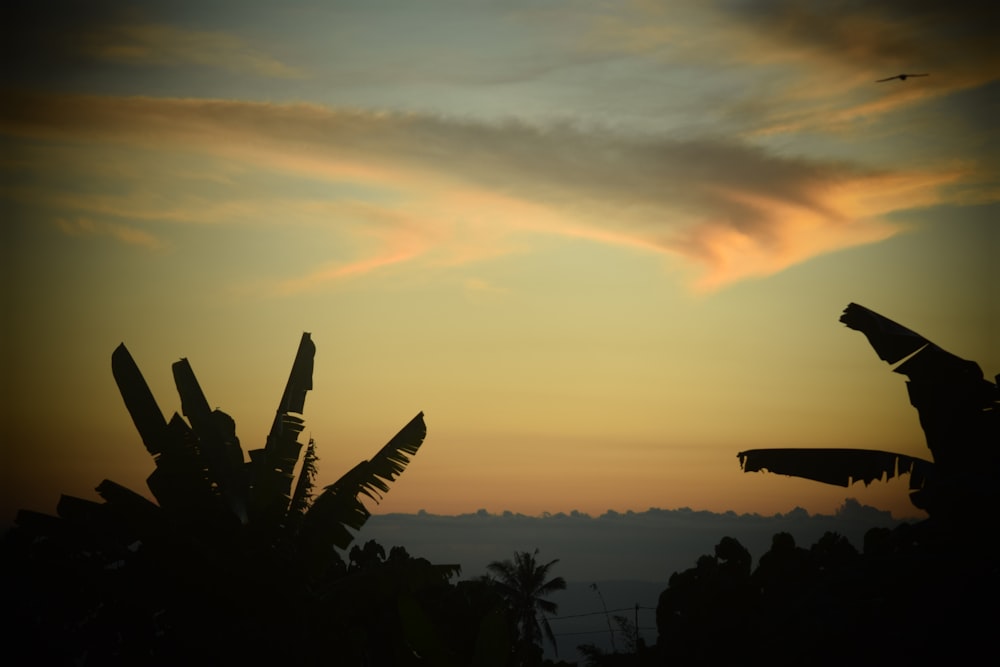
[360,498,906,582]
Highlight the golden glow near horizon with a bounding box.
[2,1,996,523]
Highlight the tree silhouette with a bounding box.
[1,333,434,663]
[708,303,999,664]
[108,332,427,560]
[738,303,1000,520]
[486,548,567,664]
[654,526,997,665]
[656,536,760,665]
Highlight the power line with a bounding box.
[549,606,656,620]
[553,627,657,638]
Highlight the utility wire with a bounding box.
[549,606,656,620]
[553,627,657,638]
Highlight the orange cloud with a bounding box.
[273,201,436,293]
[275,247,423,295]
[677,167,963,290]
[1,92,985,292]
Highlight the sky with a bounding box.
[2,0,997,525]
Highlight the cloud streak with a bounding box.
[725,0,1000,136]
[719,0,998,72]
[80,22,305,78]
[580,0,999,138]
[1,3,304,83]
[1,91,978,290]
[56,216,165,250]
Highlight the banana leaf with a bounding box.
[248,333,315,528]
[172,358,249,523]
[95,479,165,536]
[113,345,216,515]
[841,302,988,385]
[738,448,935,489]
[111,343,169,457]
[839,302,929,365]
[301,412,427,552]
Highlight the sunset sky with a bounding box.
[2,1,996,524]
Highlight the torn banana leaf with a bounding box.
[738,448,934,489]
[301,412,426,551]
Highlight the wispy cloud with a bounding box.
[718,0,998,73]
[1,2,304,83]
[80,22,305,78]
[273,201,433,294]
[1,92,983,291]
[725,0,999,137]
[56,216,164,250]
[276,248,422,294]
[578,0,999,138]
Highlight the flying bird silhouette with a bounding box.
[876,73,929,82]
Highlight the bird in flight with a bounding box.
[876,73,929,82]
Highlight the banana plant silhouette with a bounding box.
[738,303,999,517]
[3,333,461,663]
[105,332,426,562]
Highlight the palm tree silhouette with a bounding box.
[487,548,567,660]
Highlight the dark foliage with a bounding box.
[0,334,462,665]
[727,303,999,665]
[486,549,568,666]
[653,525,998,666]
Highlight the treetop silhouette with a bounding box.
[2,333,439,663]
[487,548,567,662]
[23,332,427,566]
